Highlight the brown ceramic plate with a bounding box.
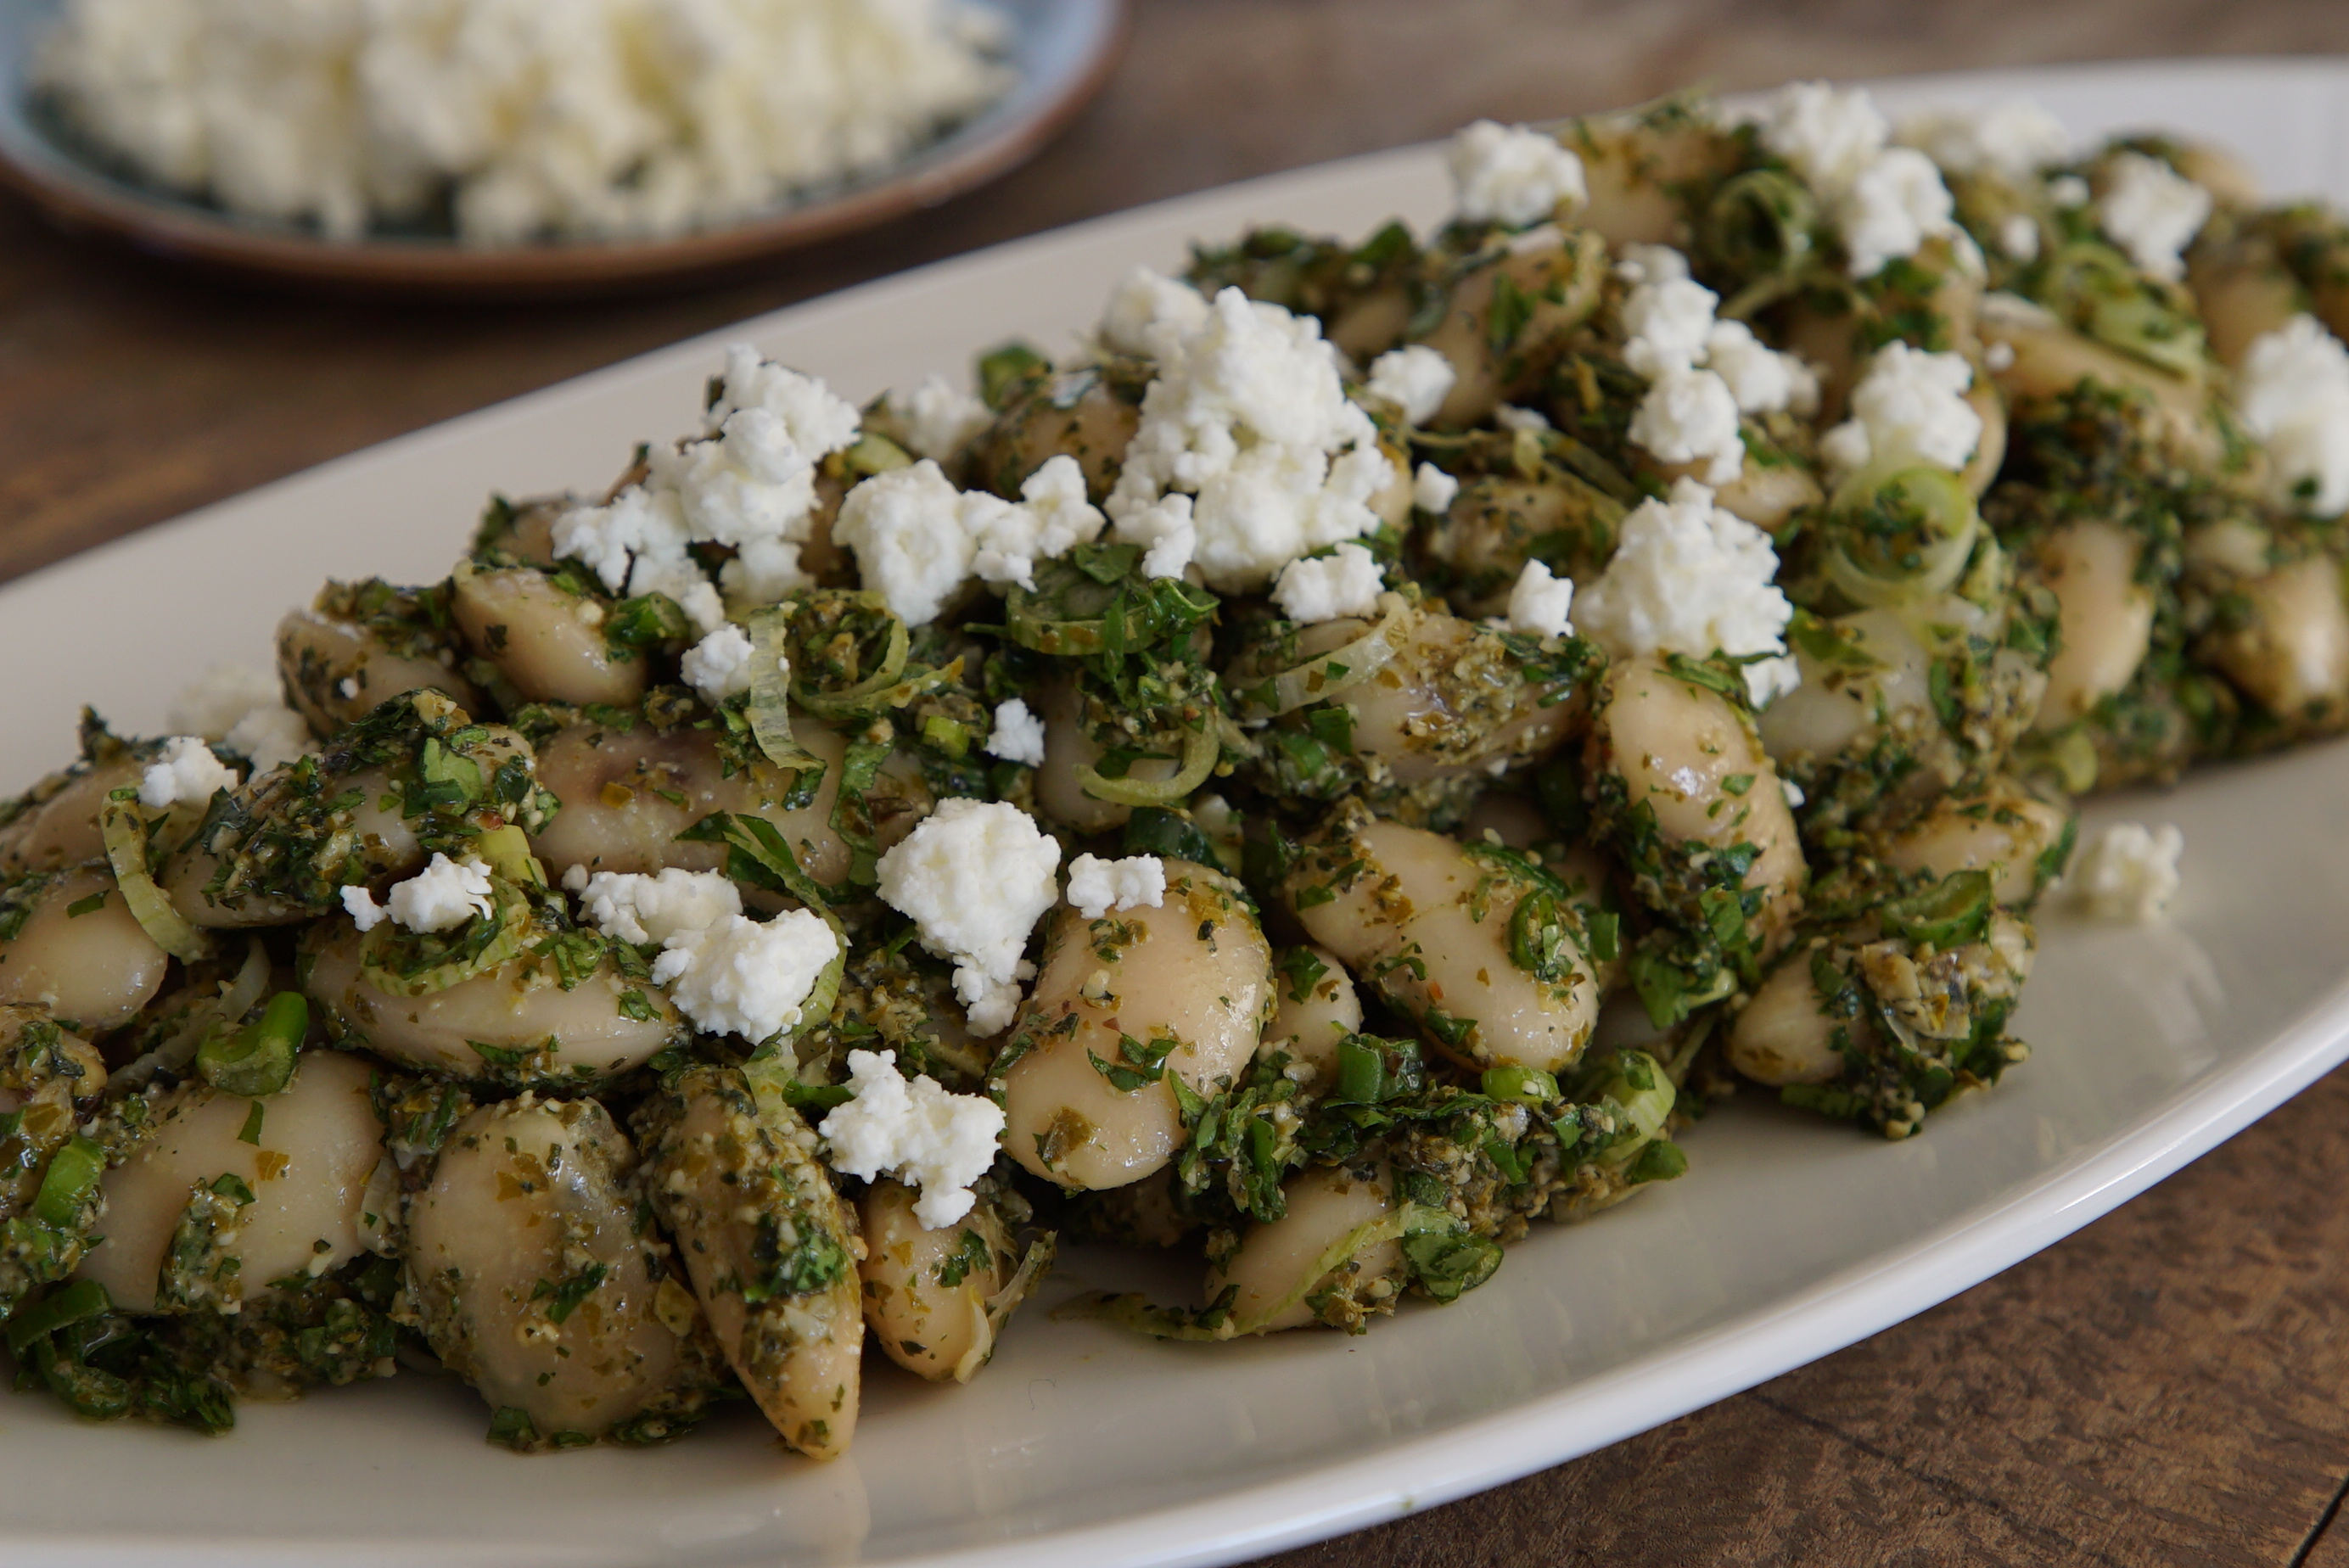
[0,0,1126,298]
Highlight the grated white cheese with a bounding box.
[1271,542,1385,624]
[984,697,1046,767]
[1365,344,1457,426]
[2234,315,2349,518]
[35,0,1012,244]
[875,798,1061,1035]
[1897,99,2069,181]
[571,868,743,947]
[384,853,496,933]
[679,623,763,703]
[652,910,838,1042]
[900,374,993,462]
[1575,478,1798,705]
[1413,462,1460,514]
[817,1049,1005,1229]
[1064,853,1168,920]
[1505,559,1576,639]
[1106,287,1393,593]
[2096,152,2211,283]
[2068,821,2183,922]
[1448,120,1587,227]
[1819,342,1982,475]
[138,736,238,809]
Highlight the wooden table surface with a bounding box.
[8,2,2349,1563]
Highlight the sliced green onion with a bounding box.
[98,795,214,965]
[1480,1065,1561,1105]
[1881,869,1995,949]
[198,992,307,1098]
[743,607,824,776]
[31,1135,105,1228]
[4,1278,111,1353]
[361,881,530,997]
[1078,724,1219,808]
[1236,592,1412,720]
[112,938,270,1097]
[468,824,546,888]
[791,611,914,720]
[1824,466,1981,608]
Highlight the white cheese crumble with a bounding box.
[679,623,762,703]
[36,0,1012,244]
[837,453,1105,619]
[167,664,317,772]
[817,1049,1006,1229]
[553,344,861,613]
[1897,99,2069,181]
[1758,81,1955,277]
[1704,320,1820,416]
[1365,344,1457,426]
[1818,343,1982,475]
[1628,367,1746,486]
[1505,560,1576,639]
[1413,462,1460,514]
[1781,777,1807,809]
[900,374,993,462]
[1097,266,1211,361]
[1998,212,2041,262]
[2048,174,2090,209]
[138,736,238,809]
[569,867,743,946]
[653,910,838,1042]
[2068,821,2184,922]
[1622,276,1720,379]
[985,697,1047,767]
[340,886,389,933]
[1493,405,1551,433]
[875,798,1061,1035]
[1448,120,1587,227]
[1106,287,1393,593]
[1614,243,1690,287]
[2234,315,2349,518]
[1271,542,1385,624]
[1575,478,1799,705]
[2096,153,2211,283]
[1064,853,1168,920]
[384,853,496,934]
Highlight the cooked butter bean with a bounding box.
[0,757,143,877]
[1208,1163,1399,1334]
[407,1095,691,1442]
[2027,520,2157,733]
[1724,950,1862,1087]
[1879,778,2072,907]
[1284,812,1599,1072]
[857,1179,1020,1383]
[1001,860,1271,1191]
[1263,944,1362,1088]
[277,609,478,732]
[1417,234,1605,428]
[451,564,648,708]
[2206,554,2349,719]
[0,866,169,1029]
[79,1050,383,1313]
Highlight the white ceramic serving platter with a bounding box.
[6,53,2349,1568]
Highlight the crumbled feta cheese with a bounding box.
[1106,288,1393,592]
[970,456,1107,590]
[833,460,974,625]
[2234,316,2349,518]
[1614,243,1690,286]
[1448,120,1587,227]
[1575,478,1799,705]
[1065,853,1168,920]
[1985,339,2016,372]
[341,885,388,933]
[168,664,316,772]
[139,736,237,809]
[875,798,1061,1034]
[1839,145,1956,278]
[1413,462,1460,514]
[653,910,838,1043]
[574,868,743,946]
[36,0,1012,245]
[1703,320,1819,416]
[1365,344,1457,425]
[1118,494,1198,581]
[680,623,761,703]
[1819,343,1982,474]
[901,374,993,462]
[554,345,861,613]
[1493,405,1551,433]
[817,1049,1006,1229]
[1623,276,1720,378]
[2068,821,2183,922]
[1781,778,1807,809]
[985,697,1046,766]
[1898,99,2069,180]
[1505,560,1576,639]
[1628,367,1746,485]
[1998,211,2041,262]
[1759,81,1891,195]
[1271,542,1385,624]
[1097,266,1212,360]
[2097,152,2211,282]
[384,853,496,933]
[2049,173,2090,209]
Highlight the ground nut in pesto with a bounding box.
[7,81,2342,1456]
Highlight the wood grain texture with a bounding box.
[8,3,2349,1564]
